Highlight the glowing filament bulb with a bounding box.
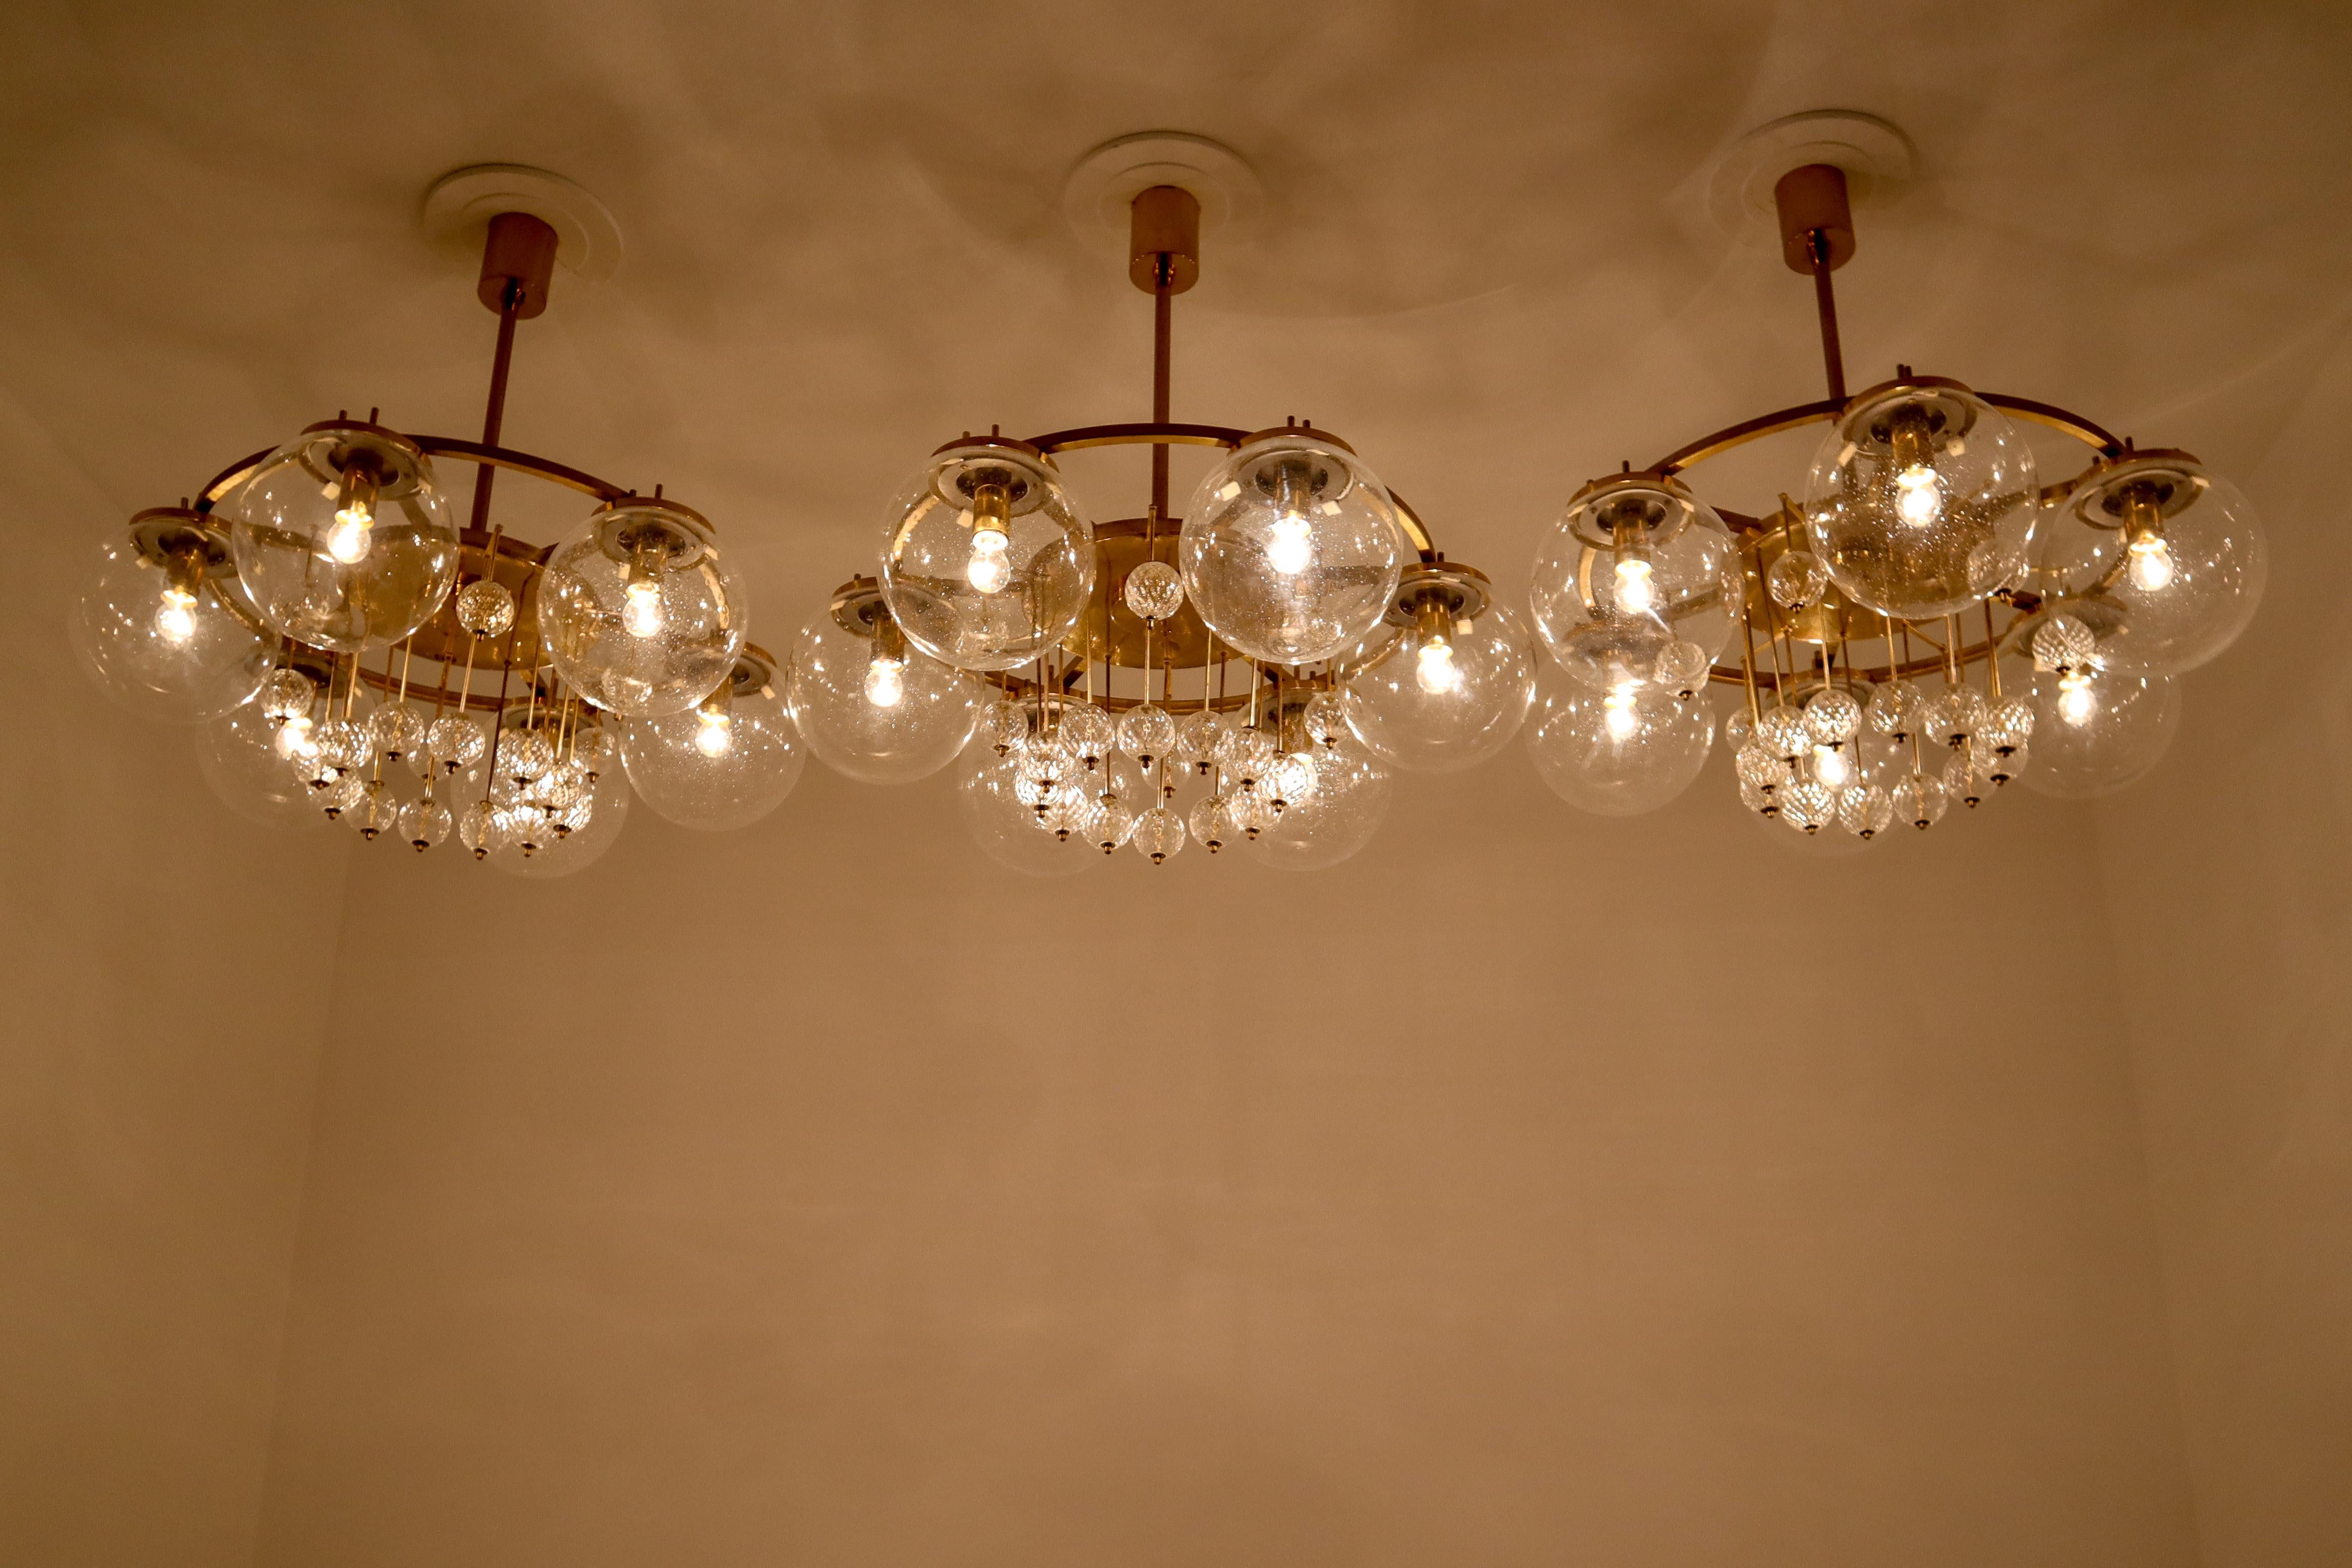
[1812,744,1851,788]
[154,584,198,646]
[864,650,907,708]
[694,707,734,757]
[2127,532,2175,592]
[1603,684,1639,741]
[1613,555,1656,615]
[967,526,1011,594]
[1415,633,1460,695]
[622,578,664,640]
[274,713,316,761]
[1266,512,1314,576]
[2057,670,2096,727]
[325,496,374,564]
[1894,463,1941,528]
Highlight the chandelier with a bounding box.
[1521,123,2265,837]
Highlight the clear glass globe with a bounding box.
[540,497,745,716]
[492,762,632,879]
[1865,678,1922,739]
[399,797,453,852]
[1131,805,1186,864]
[1530,472,1741,689]
[620,670,803,831]
[1803,687,1863,745]
[2020,666,2180,799]
[1803,379,2039,620]
[1838,782,1894,838]
[1890,772,1949,829]
[1341,600,1536,774]
[958,749,1096,877]
[786,606,982,783]
[880,438,1092,672]
[1251,746,1392,869]
[225,422,461,652]
[1766,549,1828,609]
[1179,427,1404,665]
[1123,559,1184,621]
[194,699,330,830]
[1117,704,1177,768]
[1524,676,1714,816]
[74,515,272,722]
[1187,795,1237,853]
[2034,452,2265,675]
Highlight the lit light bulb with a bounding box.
[1614,555,1656,614]
[1603,683,1639,741]
[274,713,316,761]
[1415,633,1461,695]
[967,527,1011,594]
[1812,743,1851,788]
[1266,512,1313,576]
[694,707,734,757]
[864,650,907,708]
[154,584,198,646]
[622,578,664,640]
[2127,532,2176,592]
[1894,463,1941,528]
[2057,670,2097,727]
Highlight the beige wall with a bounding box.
[0,391,345,1564]
[2096,330,2352,1567]
[250,755,2197,1567]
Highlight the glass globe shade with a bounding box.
[621,661,804,831]
[540,497,746,716]
[1803,379,2039,620]
[195,698,330,830]
[958,748,1098,877]
[225,421,461,652]
[1250,745,1392,870]
[879,438,1093,672]
[2019,667,2180,799]
[2033,451,2265,675]
[1525,675,1715,816]
[74,513,273,722]
[492,759,633,879]
[786,599,983,783]
[1340,599,1536,773]
[1530,472,1742,688]
[1179,427,1404,665]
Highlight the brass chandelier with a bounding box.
[73,128,2263,875]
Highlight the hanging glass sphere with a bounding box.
[1130,805,1186,864]
[1865,678,1923,739]
[1890,772,1949,829]
[1803,687,1863,745]
[491,762,632,879]
[1340,587,1537,774]
[259,667,316,723]
[399,797,453,852]
[2029,611,2097,672]
[540,496,745,716]
[1179,426,1404,665]
[958,749,1096,877]
[786,596,983,785]
[880,437,1093,672]
[1920,686,1989,750]
[1218,724,1277,788]
[1057,701,1116,771]
[1122,559,1185,622]
[1803,379,2039,620]
[1531,471,1741,689]
[1093,795,1139,855]
[1941,751,1983,810]
[319,773,368,820]
[225,421,461,653]
[1185,795,1235,853]
[2034,451,2265,675]
[1766,549,1830,609]
[1837,782,1895,838]
[621,657,804,831]
[1525,676,1714,816]
[1757,705,1810,760]
[194,699,330,830]
[2019,666,2180,799]
[454,577,516,637]
[365,702,429,761]
[1980,695,2035,756]
[1117,704,1176,769]
[74,512,273,722]
[426,712,490,774]
[1780,779,1836,833]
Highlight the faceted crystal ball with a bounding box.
[1117,705,1177,768]
[2020,666,2180,799]
[621,678,805,831]
[2029,611,2098,672]
[881,438,1093,672]
[1180,427,1404,665]
[1524,674,1715,816]
[1340,602,1537,774]
[1251,746,1392,869]
[1757,704,1810,760]
[978,696,1032,756]
[786,610,983,785]
[1122,559,1185,622]
[1865,679,1923,739]
[1531,473,1741,689]
[1779,779,1835,833]
[366,702,429,761]
[427,713,488,774]
[1803,688,1863,746]
[541,498,745,717]
[2035,452,2265,676]
[1921,687,1989,750]
[1766,550,1829,609]
[1838,782,1894,838]
[1803,379,2039,620]
[74,517,273,723]
[226,422,461,653]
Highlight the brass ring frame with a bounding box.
[195,436,636,517]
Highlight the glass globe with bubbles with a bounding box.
[880,436,1092,672]
[620,649,804,830]
[1525,674,1715,816]
[225,420,461,653]
[1339,567,1536,774]
[1251,746,1392,870]
[75,510,275,723]
[2020,666,2180,799]
[540,495,745,716]
[1803,377,2039,620]
[2034,450,2265,676]
[786,583,983,785]
[1179,424,1404,665]
[1530,471,1742,690]
[958,747,1097,877]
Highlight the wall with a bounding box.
[0,390,346,1564]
